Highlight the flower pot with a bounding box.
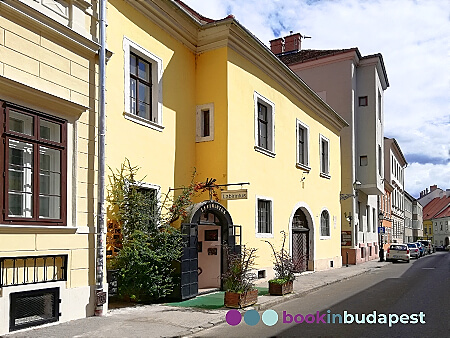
[268,280,294,296]
[224,289,258,308]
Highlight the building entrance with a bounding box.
[292,208,310,272]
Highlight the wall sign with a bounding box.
[221,189,248,200]
[341,231,352,246]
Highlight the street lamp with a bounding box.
[378,211,385,262]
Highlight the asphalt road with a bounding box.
[194,251,450,337]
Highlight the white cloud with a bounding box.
[183,0,450,194]
[405,162,450,198]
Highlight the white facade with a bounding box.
[404,193,413,243]
[384,138,407,244]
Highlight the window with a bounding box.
[123,37,163,131]
[296,120,309,168]
[366,206,371,232]
[378,91,382,120]
[360,156,368,166]
[378,145,382,176]
[373,207,376,233]
[1,101,66,225]
[358,96,368,106]
[320,210,330,237]
[254,92,275,157]
[130,53,151,120]
[319,134,330,177]
[196,103,214,142]
[256,197,273,237]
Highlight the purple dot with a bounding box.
[226,309,242,326]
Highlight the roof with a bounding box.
[174,0,234,24]
[423,196,450,220]
[278,48,389,88]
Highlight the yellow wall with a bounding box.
[106,0,197,199]
[0,5,98,290]
[191,46,343,270]
[194,47,229,189]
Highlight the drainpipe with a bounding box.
[95,0,107,316]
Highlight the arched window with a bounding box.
[320,210,330,237]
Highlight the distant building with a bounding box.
[418,185,450,207]
[423,196,450,247]
[384,138,407,243]
[404,192,414,243]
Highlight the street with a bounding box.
[194,251,450,337]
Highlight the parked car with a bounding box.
[415,242,426,257]
[386,244,410,263]
[407,243,420,259]
[418,240,433,254]
[436,245,445,251]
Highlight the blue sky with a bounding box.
[183,0,450,198]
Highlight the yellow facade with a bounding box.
[106,0,347,283]
[0,0,101,334]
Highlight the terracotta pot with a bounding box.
[224,289,258,308]
[268,280,294,295]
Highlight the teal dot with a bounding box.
[244,310,260,326]
[262,309,278,326]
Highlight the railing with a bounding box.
[0,255,68,287]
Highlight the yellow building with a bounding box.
[422,219,433,242]
[0,0,103,334]
[106,0,348,298]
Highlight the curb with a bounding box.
[178,263,388,337]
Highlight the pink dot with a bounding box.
[226,309,242,326]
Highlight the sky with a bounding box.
[182,0,449,198]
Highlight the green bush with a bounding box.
[113,229,182,302]
[107,159,183,302]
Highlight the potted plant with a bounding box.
[222,246,258,308]
[265,231,296,296]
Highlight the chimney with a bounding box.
[284,33,302,53]
[430,185,437,192]
[270,37,284,55]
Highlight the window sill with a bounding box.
[256,232,274,238]
[0,224,77,234]
[320,172,331,179]
[123,112,164,132]
[254,146,276,158]
[196,136,214,143]
[296,163,311,171]
[319,235,331,240]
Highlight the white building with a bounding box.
[272,34,389,264]
[384,138,407,243]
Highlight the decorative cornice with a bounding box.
[0,76,89,115]
[124,1,348,132]
[1,0,100,55]
[126,0,199,52]
[225,22,349,132]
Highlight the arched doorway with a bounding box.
[445,237,449,247]
[291,208,310,272]
[188,201,238,292]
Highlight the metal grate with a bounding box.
[0,255,67,287]
[292,231,308,273]
[10,288,60,331]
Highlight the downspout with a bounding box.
[95,0,107,316]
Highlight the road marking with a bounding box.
[422,267,435,270]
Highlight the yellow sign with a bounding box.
[221,189,248,200]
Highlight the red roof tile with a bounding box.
[423,196,450,220]
[277,48,359,65]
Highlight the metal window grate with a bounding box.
[0,255,68,287]
[10,287,60,331]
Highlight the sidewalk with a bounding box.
[4,260,389,338]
